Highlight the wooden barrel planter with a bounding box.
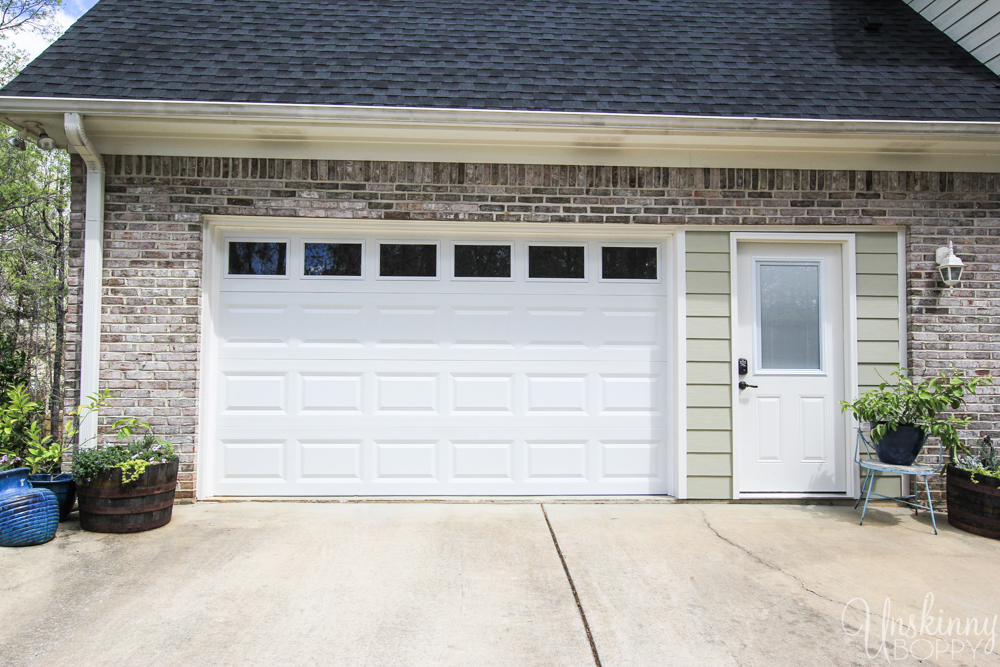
[77,460,179,534]
[946,464,1000,540]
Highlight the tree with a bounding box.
[0,1,63,38]
[0,2,70,444]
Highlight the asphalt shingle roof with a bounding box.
[3,0,1000,121]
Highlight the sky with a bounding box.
[7,0,100,61]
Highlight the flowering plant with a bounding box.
[69,391,178,485]
[72,432,177,485]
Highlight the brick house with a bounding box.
[1,0,998,501]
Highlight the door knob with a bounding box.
[738,381,758,390]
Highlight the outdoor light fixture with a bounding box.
[935,240,965,287]
[36,132,56,151]
[7,128,27,151]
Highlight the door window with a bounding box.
[527,245,586,280]
[601,246,658,280]
[304,242,363,277]
[756,261,822,370]
[454,244,512,279]
[379,243,437,277]
[228,241,287,276]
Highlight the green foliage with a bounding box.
[0,330,28,402]
[0,383,56,472]
[69,391,177,485]
[955,435,1000,480]
[72,433,177,486]
[841,368,993,461]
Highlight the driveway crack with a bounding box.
[698,509,847,608]
[541,503,603,667]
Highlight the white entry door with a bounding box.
[735,241,847,494]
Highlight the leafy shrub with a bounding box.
[0,384,56,473]
[955,435,1000,480]
[72,432,177,485]
[840,368,992,460]
[0,332,28,404]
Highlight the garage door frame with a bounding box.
[197,217,686,499]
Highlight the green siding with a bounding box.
[687,362,730,384]
[687,384,731,407]
[686,293,730,317]
[683,231,902,500]
[687,476,732,499]
[685,232,732,498]
[686,430,732,453]
[688,453,733,476]
[854,232,904,495]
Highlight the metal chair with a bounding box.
[855,424,942,534]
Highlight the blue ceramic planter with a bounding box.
[27,473,77,521]
[0,468,59,547]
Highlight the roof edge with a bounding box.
[2,96,1000,135]
[3,97,1000,171]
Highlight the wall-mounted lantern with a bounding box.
[935,240,965,287]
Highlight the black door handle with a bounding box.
[738,381,758,390]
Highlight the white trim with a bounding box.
[674,230,688,500]
[898,230,908,369]
[63,112,105,448]
[5,98,1000,170]
[729,232,859,500]
[196,222,220,500]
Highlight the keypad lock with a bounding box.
[738,358,748,375]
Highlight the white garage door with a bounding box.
[206,226,674,496]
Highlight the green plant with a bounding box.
[72,433,177,485]
[0,384,56,472]
[67,392,178,485]
[840,368,992,460]
[0,332,28,402]
[955,435,1000,480]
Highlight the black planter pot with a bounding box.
[27,473,77,521]
[870,423,927,466]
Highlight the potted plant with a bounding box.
[0,385,78,522]
[840,368,991,466]
[947,435,1000,539]
[69,391,180,534]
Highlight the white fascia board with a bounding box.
[3,97,1000,170]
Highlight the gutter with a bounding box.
[63,112,104,449]
[5,97,1000,170]
[1,96,1000,136]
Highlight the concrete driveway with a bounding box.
[1,502,998,667]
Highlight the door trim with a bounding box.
[729,232,859,500]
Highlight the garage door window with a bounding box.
[602,246,658,281]
[304,242,363,277]
[454,244,512,279]
[379,243,438,278]
[527,245,586,280]
[228,241,287,276]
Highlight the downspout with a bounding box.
[63,112,104,448]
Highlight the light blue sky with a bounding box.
[8,0,101,60]
[63,0,99,20]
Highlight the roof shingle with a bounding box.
[3,0,1000,121]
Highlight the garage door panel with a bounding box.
[217,294,669,358]
[210,230,674,496]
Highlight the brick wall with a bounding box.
[67,156,1000,500]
